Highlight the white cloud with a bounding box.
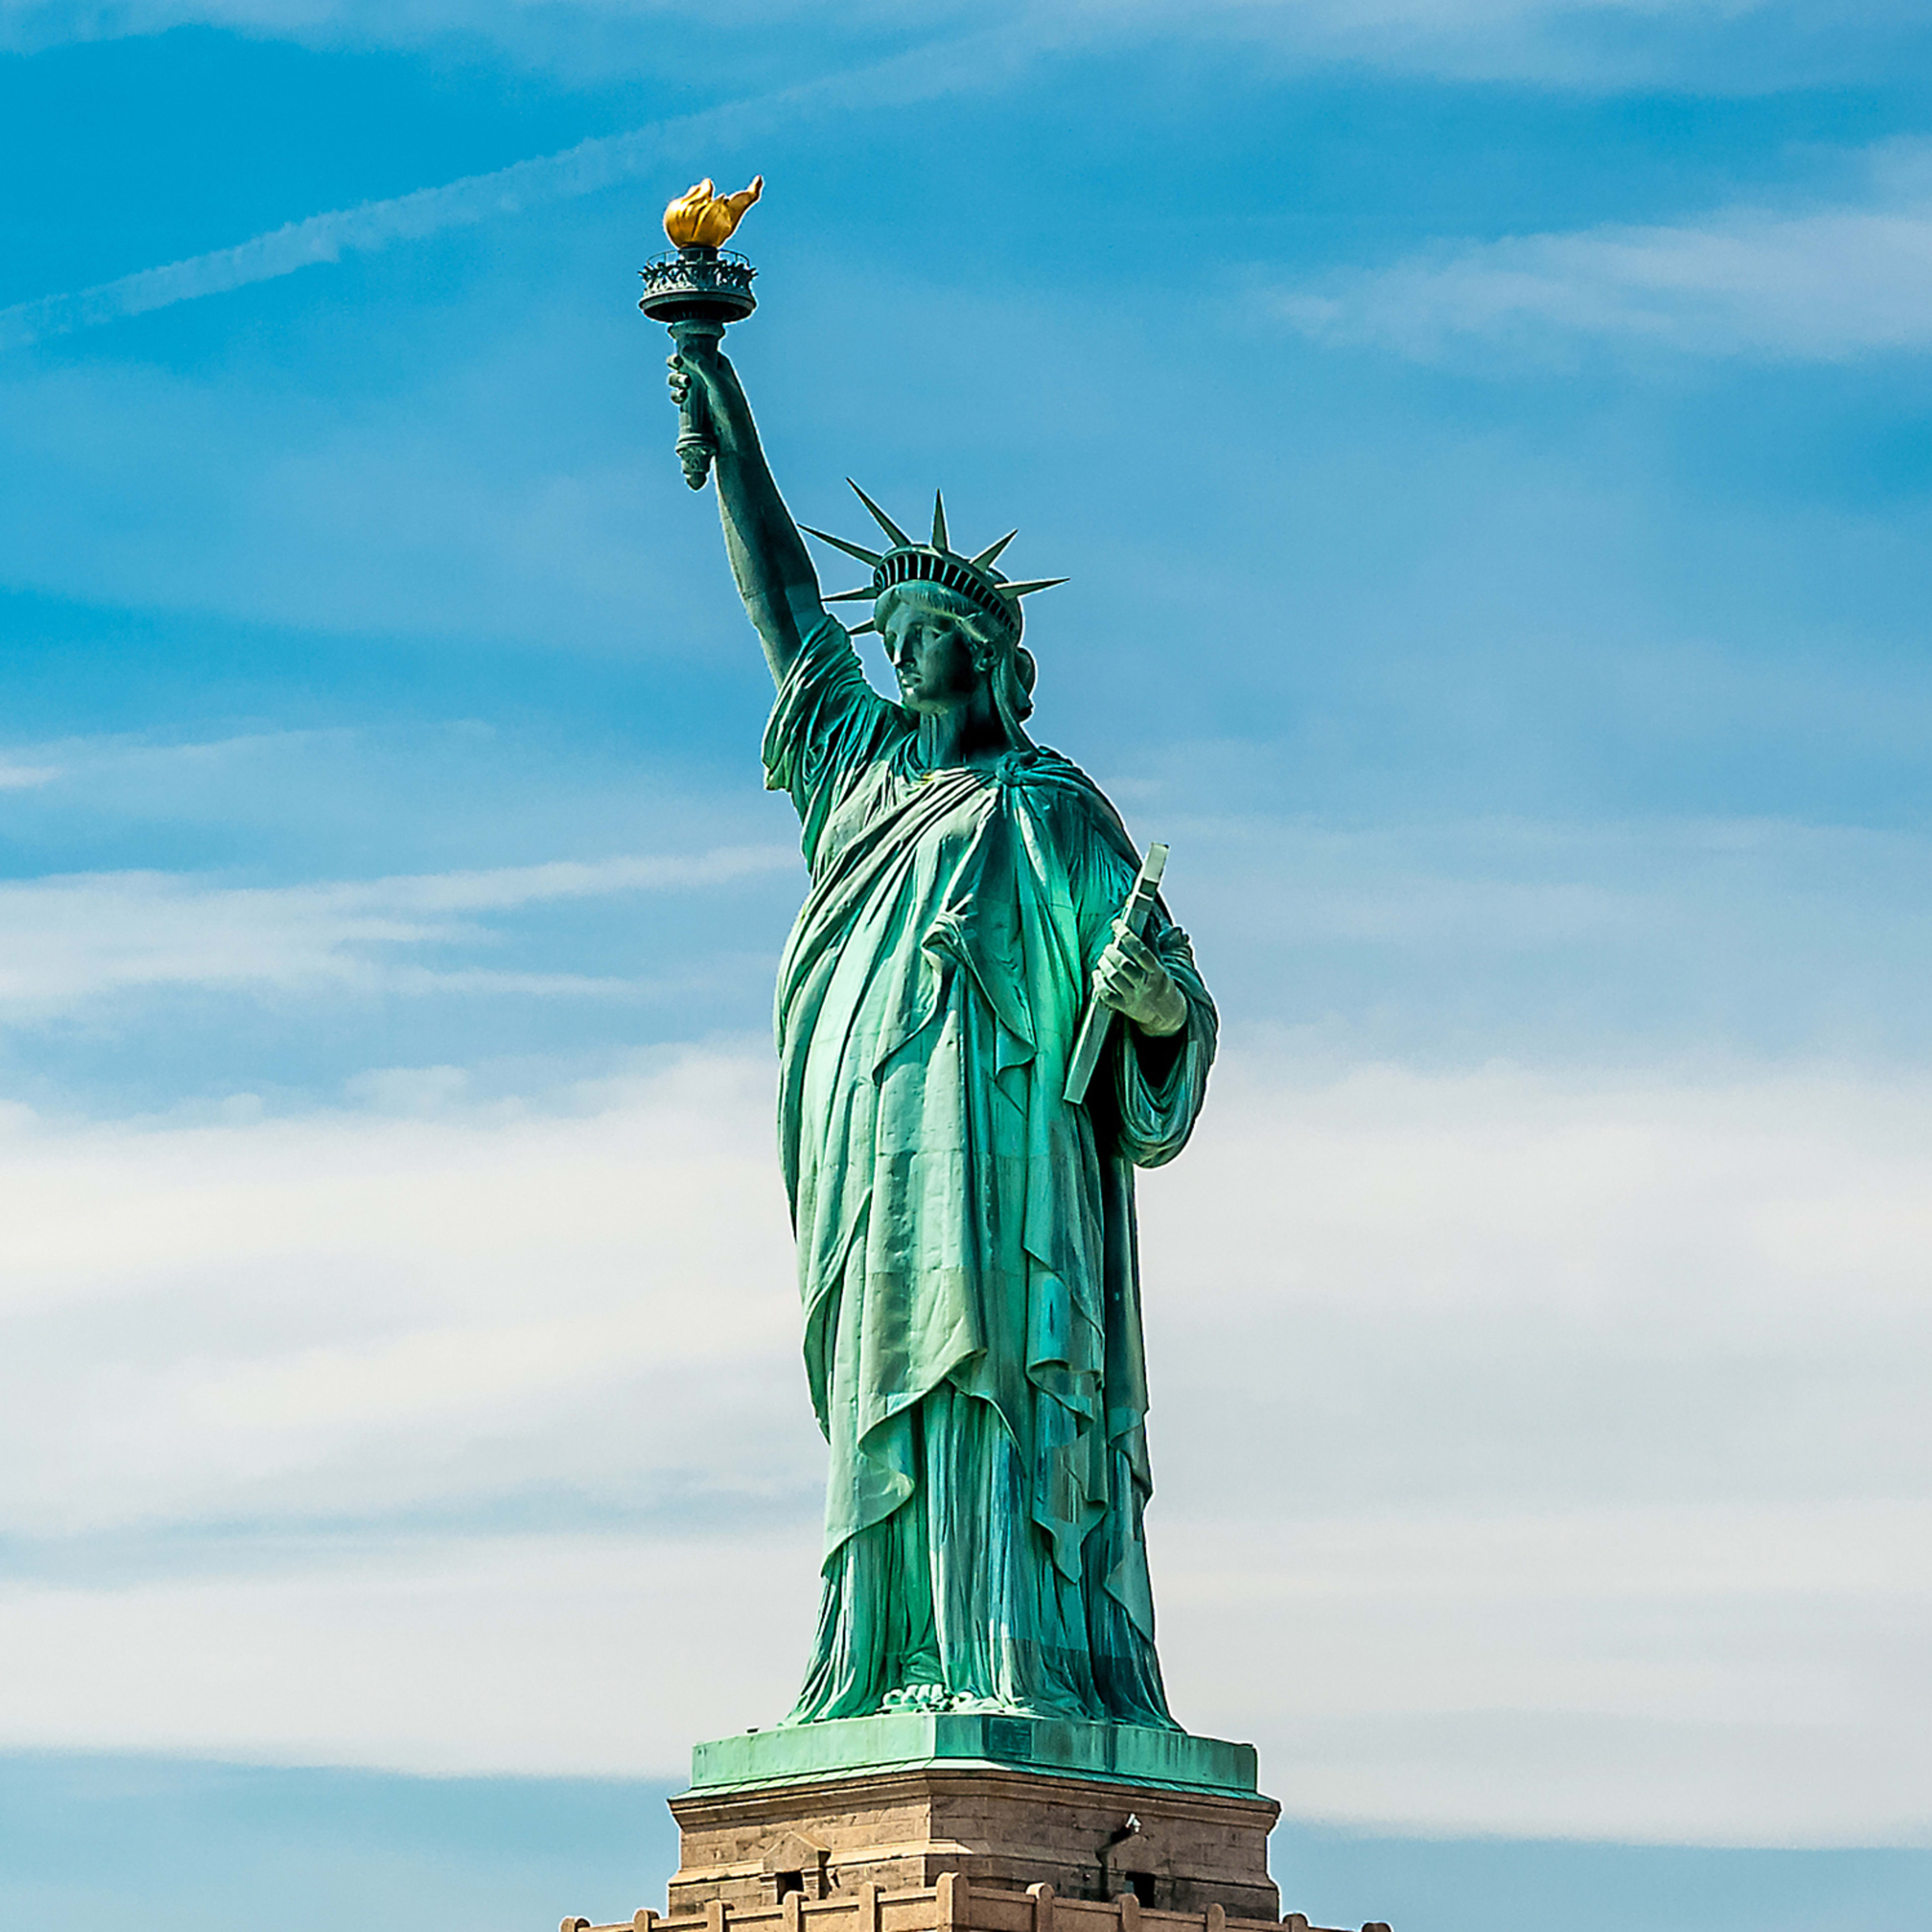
[0,1528,822,1777]
[0,843,792,1014]
[1276,140,1932,361]
[0,1049,809,1534]
[1161,1502,1932,1846]
[2,1044,1929,1842]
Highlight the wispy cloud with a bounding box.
[1180,0,1932,90]
[0,763,61,790]
[0,846,793,1012]
[1275,140,1932,361]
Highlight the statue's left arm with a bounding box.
[1107,909,1217,1167]
[1072,814,1218,1166]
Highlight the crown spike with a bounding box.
[800,525,883,568]
[996,577,1070,599]
[970,529,1019,570]
[847,618,879,635]
[825,586,877,602]
[847,479,912,548]
[931,491,948,552]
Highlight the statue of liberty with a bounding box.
[667,327,1219,1733]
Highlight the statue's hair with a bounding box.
[876,582,1037,725]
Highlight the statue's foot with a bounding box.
[879,1683,951,1713]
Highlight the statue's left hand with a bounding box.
[1094,917,1188,1037]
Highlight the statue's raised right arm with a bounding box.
[668,345,824,686]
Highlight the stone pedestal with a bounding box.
[669,1762,1277,1919]
[665,1714,1279,1921]
[552,1718,1398,1932]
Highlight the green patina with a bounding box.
[691,1715,1259,1796]
[660,310,1225,1766]
[764,613,1215,1730]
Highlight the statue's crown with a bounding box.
[803,484,1066,640]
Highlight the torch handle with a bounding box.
[668,319,726,491]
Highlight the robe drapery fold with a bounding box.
[763,615,1216,1726]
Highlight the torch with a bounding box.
[638,176,763,491]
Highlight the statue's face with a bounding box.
[879,588,983,715]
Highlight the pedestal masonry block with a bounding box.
[560,1872,1394,1932]
[665,1715,1280,1921]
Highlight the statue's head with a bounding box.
[801,484,1063,730]
[876,582,1038,723]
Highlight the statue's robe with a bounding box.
[765,617,1217,1725]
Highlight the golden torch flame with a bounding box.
[663,175,764,249]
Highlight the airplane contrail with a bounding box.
[0,101,743,354]
[0,25,1034,356]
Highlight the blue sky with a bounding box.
[4,4,1932,1928]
